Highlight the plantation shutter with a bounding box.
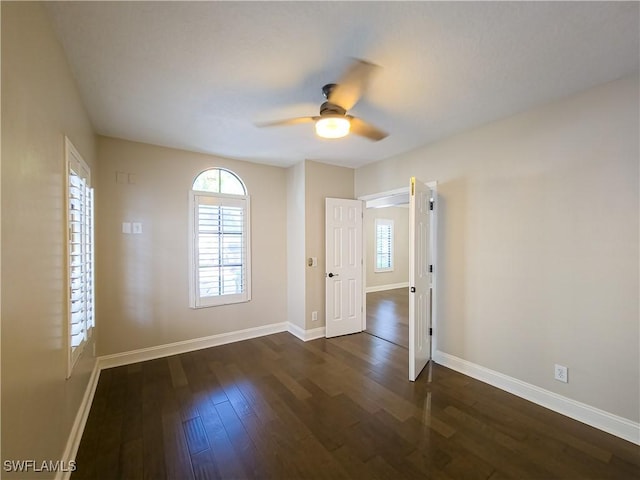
[66,138,94,374]
[191,193,250,307]
[375,219,394,271]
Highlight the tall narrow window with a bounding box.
[66,138,94,376]
[375,218,394,272]
[190,168,251,308]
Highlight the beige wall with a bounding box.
[1,2,97,476]
[365,206,409,289]
[286,161,306,330]
[304,160,354,329]
[356,75,640,422]
[96,137,287,355]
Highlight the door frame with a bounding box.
[357,181,438,357]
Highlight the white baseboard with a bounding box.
[365,282,409,293]
[98,322,288,369]
[56,359,101,480]
[433,350,640,445]
[288,323,326,341]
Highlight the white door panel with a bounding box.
[326,198,363,338]
[409,178,431,381]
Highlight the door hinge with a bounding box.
[429,327,433,336]
[429,265,433,273]
[429,200,434,211]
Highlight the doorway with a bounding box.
[363,201,410,348]
[359,181,438,379]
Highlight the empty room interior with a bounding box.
[2,2,639,479]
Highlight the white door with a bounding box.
[409,177,431,381]
[325,198,363,338]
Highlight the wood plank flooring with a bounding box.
[366,288,409,348]
[73,332,640,479]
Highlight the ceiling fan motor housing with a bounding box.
[320,83,347,116]
[320,101,346,116]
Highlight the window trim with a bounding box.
[189,181,251,309]
[65,137,95,377]
[374,218,394,273]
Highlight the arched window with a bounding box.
[192,168,246,195]
[189,168,251,308]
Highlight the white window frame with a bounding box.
[374,218,394,272]
[65,137,95,377]
[189,171,251,308]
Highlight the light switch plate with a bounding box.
[132,222,142,234]
[122,222,131,234]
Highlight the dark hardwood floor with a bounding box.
[366,288,409,348]
[73,332,639,479]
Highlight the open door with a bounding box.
[325,198,363,338]
[409,177,431,381]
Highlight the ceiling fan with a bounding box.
[257,59,388,141]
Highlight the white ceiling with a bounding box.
[46,1,639,168]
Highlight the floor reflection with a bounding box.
[365,287,409,348]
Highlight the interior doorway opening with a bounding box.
[358,181,438,380]
[362,196,410,348]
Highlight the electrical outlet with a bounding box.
[554,364,568,383]
[311,311,318,321]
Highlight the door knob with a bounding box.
[327,272,339,278]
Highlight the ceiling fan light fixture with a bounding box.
[315,116,350,139]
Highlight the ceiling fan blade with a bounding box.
[256,116,316,128]
[349,117,388,141]
[328,58,380,111]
